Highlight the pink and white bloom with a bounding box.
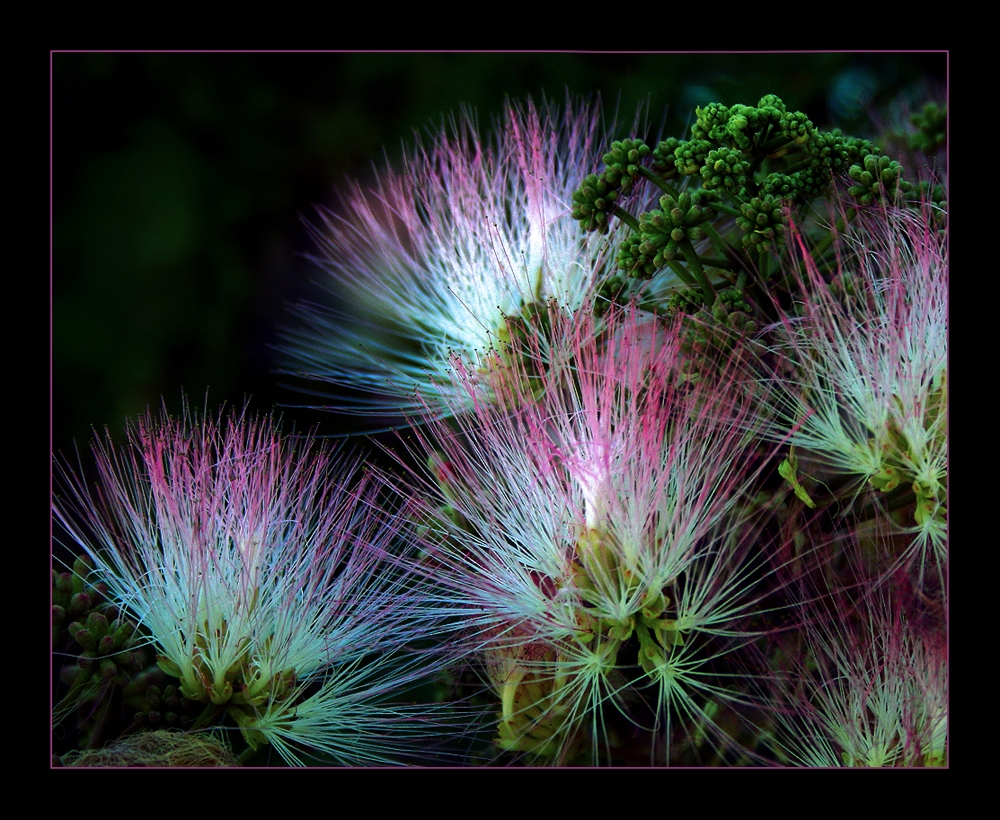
[279,97,626,420]
[53,401,446,766]
[402,307,776,763]
[762,201,947,588]
[764,550,948,767]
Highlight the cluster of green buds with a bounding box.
[54,555,149,747]
[53,555,107,647]
[124,680,196,733]
[847,153,909,206]
[570,138,651,233]
[909,102,946,154]
[59,608,143,712]
[571,94,919,338]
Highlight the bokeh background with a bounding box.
[52,51,947,458]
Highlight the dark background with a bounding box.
[52,51,947,458]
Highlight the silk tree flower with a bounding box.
[402,307,777,764]
[53,401,447,766]
[278,96,627,421]
[762,540,948,767]
[761,200,947,590]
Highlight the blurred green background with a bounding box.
[52,52,946,456]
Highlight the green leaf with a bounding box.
[778,450,817,508]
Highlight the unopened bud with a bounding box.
[71,625,94,650]
[68,592,92,616]
[85,611,109,633]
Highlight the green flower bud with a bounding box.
[68,591,92,616]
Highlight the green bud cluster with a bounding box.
[736,196,785,251]
[59,608,143,729]
[651,137,682,177]
[909,102,946,154]
[601,138,651,193]
[692,102,732,141]
[124,682,194,732]
[571,139,651,233]
[631,192,713,272]
[615,231,660,280]
[681,288,757,353]
[52,555,108,647]
[666,286,710,316]
[847,153,911,205]
[700,147,749,193]
[672,138,713,176]
[65,611,140,676]
[572,93,917,316]
[917,180,948,234]
[571,173,623,233]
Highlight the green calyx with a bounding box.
[490,640,587,761]
[157,619,303,753]
[572,526,686,670]
[488,298,565,403]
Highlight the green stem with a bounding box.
[778,154,815,176]
[638,166,680,197]
[665,259,697,288]
[611,206,640,233]
[757,245,773,283]
[698,255,739,271]
[708,201,743,219]
[700,219,734,254]
[679,240,716,302]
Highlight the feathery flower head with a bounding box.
[279,96,626,421]
[405,306,775,763]
[53,400,444,765]
[764,544,948,767]
[762,198,947,589]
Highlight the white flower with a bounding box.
[53,401,447,765]
[401,307,775,763]
[279,96,625,420]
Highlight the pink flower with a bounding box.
[762,200,947,590]
[53,400,446,765]
[401,307,775,763]
[762,538,947,767]
[279,96,627,421]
